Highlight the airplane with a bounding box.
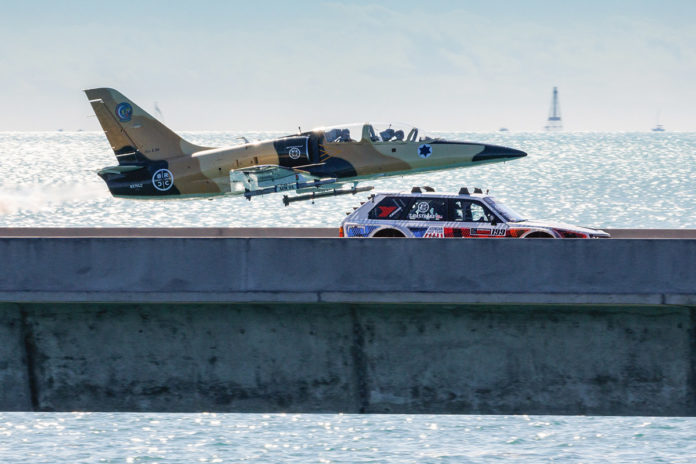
[84,88,527,204]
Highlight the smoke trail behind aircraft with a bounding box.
[0,183,107,215]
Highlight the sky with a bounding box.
[0,0,694,132]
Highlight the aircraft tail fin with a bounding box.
[84,88,210,161]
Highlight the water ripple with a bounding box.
[0,132,694,228]
[1,413,696,463]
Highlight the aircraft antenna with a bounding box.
[544,87,562,131]
[154,102,163,120]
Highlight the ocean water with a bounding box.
[2,413,696,463]
[0,131,695,228]
[2,131,696,462]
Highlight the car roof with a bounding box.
[372,191,490,199]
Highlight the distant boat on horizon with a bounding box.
[499,127,509,132]
[652,111,665,132]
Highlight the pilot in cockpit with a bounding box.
[325,128,351,142]
[325,128,340,142]
[380,127,395,141]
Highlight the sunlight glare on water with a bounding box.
[1,132,696,461]
[0,131,694,228]
[1,413,696,463]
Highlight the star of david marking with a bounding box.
[418,144,432,158]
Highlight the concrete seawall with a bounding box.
[1,232,696,414]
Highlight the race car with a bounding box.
[340,187,610,238]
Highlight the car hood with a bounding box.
[513,219,610,237]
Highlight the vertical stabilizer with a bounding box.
[84,88,210,161]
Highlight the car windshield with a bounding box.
[483,197,526,222]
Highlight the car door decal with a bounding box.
[471,228,491,236]
[423,226,444,238]
[408,227,428,238]
[347,225,378,237]
[444,228,469,238]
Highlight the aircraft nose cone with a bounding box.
[472,145,527,162]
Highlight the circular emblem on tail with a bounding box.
[152,169,174,191]
[115,102,133,122]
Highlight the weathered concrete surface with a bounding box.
[0,304,31,410]
[0,303,692,415]
[1,237,696,305]
[7,303,357,412]
[1,233,696,414]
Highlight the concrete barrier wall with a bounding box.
[1,237,696,305]
[0,302,693,415]
[1,236,696,414]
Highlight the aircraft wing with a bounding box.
[229,164,338,198]
[233,164,315,179]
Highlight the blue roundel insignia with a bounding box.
[418,143,432,159]
[115,102,133,122]
[152,168,174,191]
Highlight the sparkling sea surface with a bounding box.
[0,131,695,228]
[2,413,696,463]
[1,131,696,462]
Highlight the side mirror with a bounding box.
[491,218,498,226]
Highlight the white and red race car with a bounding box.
[340,187,610,238]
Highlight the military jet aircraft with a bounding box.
[85,88,527,204]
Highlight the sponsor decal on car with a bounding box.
[377,206,398,218]
[347,225,378,237]
[468,228,507,237]
[444,228,469,238]
[423,227,444,238]
[408,227,428,238]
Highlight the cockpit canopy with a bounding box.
[315,123,435,143]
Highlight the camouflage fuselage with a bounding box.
[86,88,526,198]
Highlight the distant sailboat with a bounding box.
[652,111,665,132]
[544,87,562,131]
